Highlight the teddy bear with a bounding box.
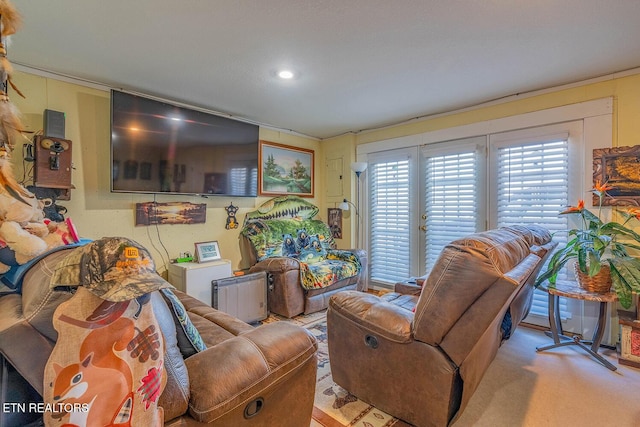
[43,217,80,248]
[27,185,67,222]
[0,148,77,273]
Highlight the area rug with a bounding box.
[305,320,410,427]
[258,310,407,426]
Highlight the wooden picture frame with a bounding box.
[194,241,222,263]
[259,140,314,197]
[593,145,640,206]
[328,208,343,239]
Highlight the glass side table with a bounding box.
[536,280,618,371]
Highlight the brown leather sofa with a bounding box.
[0,247,318,426]
[327,225,555,427]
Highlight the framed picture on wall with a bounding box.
[195,241,222,263]
[328,208,343,239]
[259,140,314,197]
[593,145,640,206]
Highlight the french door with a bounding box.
[368,122,584,330]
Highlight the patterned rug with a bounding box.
[305,320,411,427]
[259,310,408,426]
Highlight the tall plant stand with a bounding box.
[536,280,618,371]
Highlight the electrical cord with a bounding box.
[144,195,171,276]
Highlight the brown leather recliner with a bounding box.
[243,245,368,318]
[0,246,318,426]
[239,195,368,318]
[327,225,555,427]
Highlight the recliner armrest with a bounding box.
[250,256,301,273]
[328,290,413,343]
[184,322,317,424]
[339,249,368,291]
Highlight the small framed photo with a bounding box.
[194,241,221,263]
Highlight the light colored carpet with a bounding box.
[296,314,640,427]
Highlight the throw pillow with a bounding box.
[160,288,207,358]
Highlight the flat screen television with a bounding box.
[110,90,259,197]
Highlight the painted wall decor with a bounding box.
[195,241,221,263]
[328,208,343,239]
[259,140,314,197]
[135,202,206,225]
[593,145,640,206]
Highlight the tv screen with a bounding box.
[110,90,259,197]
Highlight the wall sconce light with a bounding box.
[339,198,357,213]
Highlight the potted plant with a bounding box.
[536,181,640,308]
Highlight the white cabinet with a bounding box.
[167,260,232,305]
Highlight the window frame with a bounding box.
[357,97,614,343]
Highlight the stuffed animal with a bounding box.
[0,1,75,273]
[0,221,46,265]
[0,149,77,273]
[27,185,67,222]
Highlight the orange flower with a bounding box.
[592,180,615,199]
[626,207,640,221]
[561,199,584,214]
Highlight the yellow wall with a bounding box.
[326,72,640,248]
[12,70,640,269]
[11,70,320,275]
[355,73,640,147]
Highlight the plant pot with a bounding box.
[574,262,612,293]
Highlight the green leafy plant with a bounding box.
[536,181,640,308]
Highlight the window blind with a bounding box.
[495,139,571,319]
[369,156,412,284]
[423,150,480,271]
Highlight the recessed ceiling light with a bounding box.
[277,70,295,80]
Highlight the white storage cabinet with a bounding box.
[167,260,232,305]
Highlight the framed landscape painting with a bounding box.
[593,145,640,206]
[259,140,314,197]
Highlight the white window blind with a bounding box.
[423,148,481,271]
[369,155,412,284]
[494,138,571,319]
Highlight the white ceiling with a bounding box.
[10,0,640,139]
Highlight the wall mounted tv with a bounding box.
[110,90,259,197]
